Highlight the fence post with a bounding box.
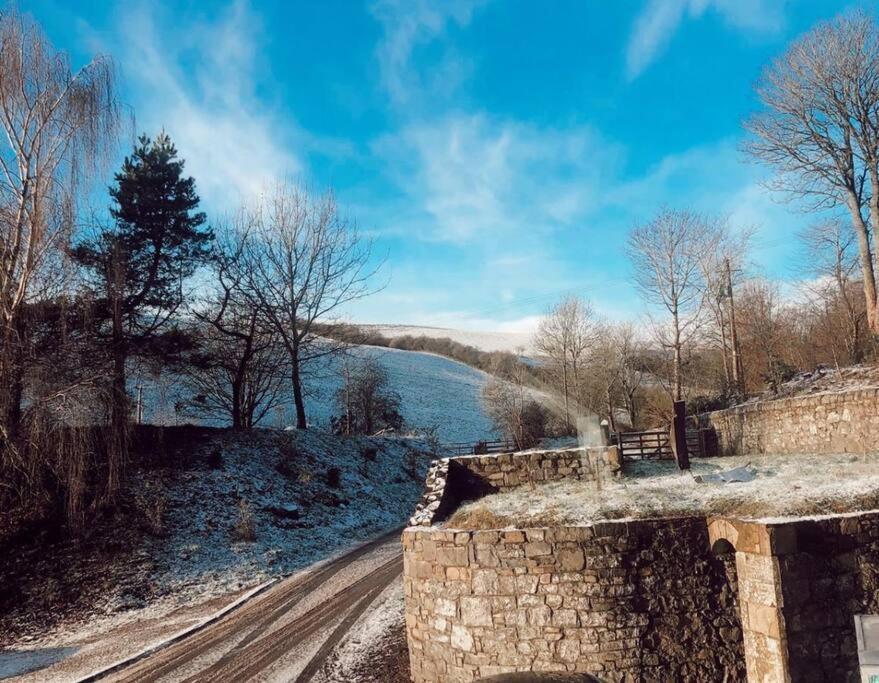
[672,400,690,470]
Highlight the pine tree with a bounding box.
[75,132,212,499]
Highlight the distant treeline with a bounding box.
[316,323,542,383]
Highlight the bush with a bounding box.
[326,466,341,488]
[207,446,223,470]
[231,499,256,542]
[136,487,167,537]
[332,358,404,436]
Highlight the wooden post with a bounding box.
[672,400,689,470]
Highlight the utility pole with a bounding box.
[724,258,743,395]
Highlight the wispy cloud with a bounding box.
[373,113,623,243]
[113,1,301,206]
[625,0,787,80]
[370,0,486,106]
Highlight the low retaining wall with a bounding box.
[403,517,745,682]
[701,387,879,456]
[409,447,620,527]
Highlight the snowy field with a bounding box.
[448,452,879,528]
[136,344,499,444]
[361,324,535,356]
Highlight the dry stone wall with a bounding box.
[701,388,879,456]
[409,447,620,527]
[403,517,746,682]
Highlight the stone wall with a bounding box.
[409,447,621,527]
[709,511,879,682]
[403,517,746,682]
[701,388,879,455]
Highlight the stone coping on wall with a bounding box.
[408,446,621,527]
[699,385,879,456]
[709,386,879,414]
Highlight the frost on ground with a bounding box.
[1,428,433,648]
[314,577,410,683]
[745,363,879,404]
[136,344,499,444]
[448,452,879,528]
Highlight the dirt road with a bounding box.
[97,530,404,683]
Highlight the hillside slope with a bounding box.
[139,345,500,443]
[0,428,434,647]
[360,324,535,355]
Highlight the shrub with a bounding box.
[136,488,167,537]
[326,466,341,488]
[361,446,378,461]
[332,358,404,436]
[231,499,256,542]
[207,446,224,470]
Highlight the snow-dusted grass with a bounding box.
[135,428,430,603]
[448,452,879,528]
[9,428,432,649]
[137,344,499,444]
[361,324,535,355]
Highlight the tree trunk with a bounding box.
[672,307,683,402]
[848,194,879,334]
[561,361,570,434]
[108,312,128,501]
[606,387,616,433]
[230,373,243,430]
[291,345,307,430]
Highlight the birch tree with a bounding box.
[0,8,117,442]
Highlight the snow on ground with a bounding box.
[361,324,535,356]
[745,364,879,404]
[136,345,499,444]
[6,428,433,650]
[448,452,879,528]
[313,578,406,683]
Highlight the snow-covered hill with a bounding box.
[138,345,499,444]
[360,324,535,356]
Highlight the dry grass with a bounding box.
[446,453,879,529]
[231,499,256,542]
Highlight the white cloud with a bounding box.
[626,0,787,80]
[370,0,485,105]
[115,1,301,206]
[373,113,622,243]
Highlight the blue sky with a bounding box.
[30,0,862,332]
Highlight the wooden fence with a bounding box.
[614,427,712,460]
[614,430,672,459]
[442,439,516,456]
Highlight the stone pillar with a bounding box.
[709,518,793,683]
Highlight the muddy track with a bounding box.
[104,530,403,683]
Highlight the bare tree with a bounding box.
[628,209,714,401]
[745,11,879,334]
[182,224,289,428]
[333,356,402,436]
[799,219,868,366]
[482,362,546,450]
[0,8,117,441]
[737,280,797,393]
[697,222,752,396]
[235,183,378,429]
[533,295,596,432]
